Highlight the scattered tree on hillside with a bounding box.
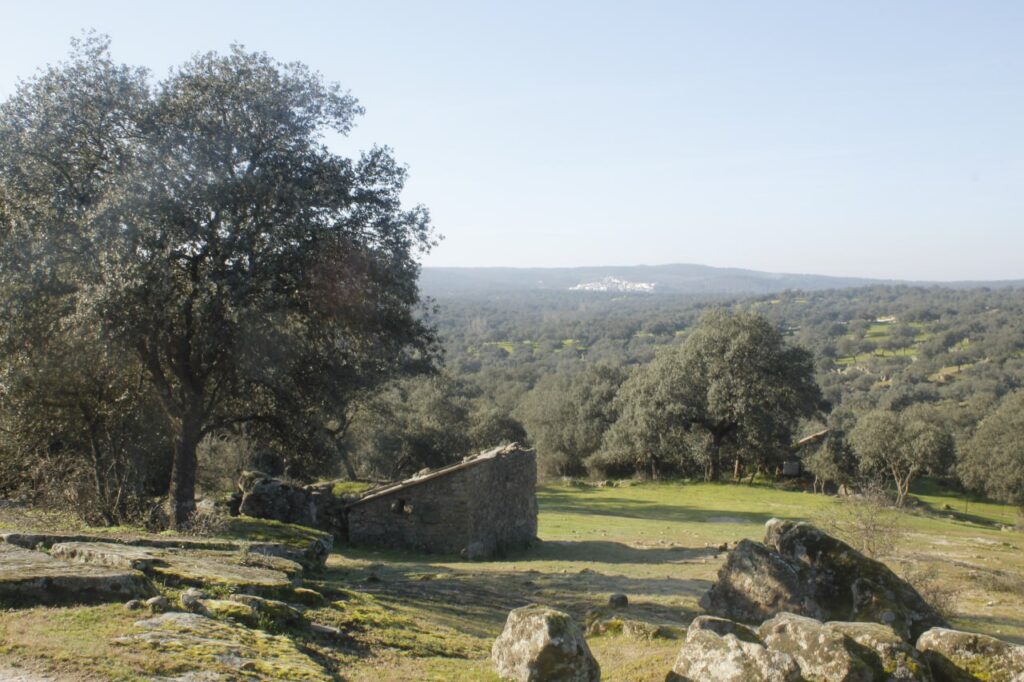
[850,405,955,507]
[517,363,627,477]
[959,390,1024,514]
[597,310,823,481]
[0,35,436,527]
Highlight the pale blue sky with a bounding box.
[3,1,1022,280]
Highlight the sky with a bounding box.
[2,1,1022,280]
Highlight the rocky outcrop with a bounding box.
[668,616,801,682]
[0,544,154,606]
[672,613,933,682]
[237,473,318,527]
[701,519,946,641]
[758,613,931,681]
[112,612,330,681]
[916,627,1024,682]
[50,541,294,594]
[491,605,600,682]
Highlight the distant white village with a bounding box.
[569,276,657,293]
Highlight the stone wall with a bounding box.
[346,444,538,559]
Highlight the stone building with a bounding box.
[345,443,538,559]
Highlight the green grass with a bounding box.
[866,322,893,338]
[223,516,331,552]
[331,480,375,497]
[2,480,1022,681]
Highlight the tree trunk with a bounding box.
[168,417,202,529]
[338,450,358,481]
[733,457,742,480]
[708,434,723,481]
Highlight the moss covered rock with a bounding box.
[758,612,881,682]
[668,617,801,682]
[491,604,600,681]
[827,621,932,681]
[113,612,330,681]
[228,594,303,628]
[203,598,258,625]
[916,627,1024,682]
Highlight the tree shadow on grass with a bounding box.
[316,540,718,642]
[517,539,722,564]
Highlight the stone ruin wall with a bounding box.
[346,444,537,559]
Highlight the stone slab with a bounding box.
[113,612,330,681]
[48,542,292,593]
[0,543,154,605]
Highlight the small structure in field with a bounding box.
[345,443,538,560]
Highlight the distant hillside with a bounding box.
[420,264,1024,298]
[419,264,886,297]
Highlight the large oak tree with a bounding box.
[598,310,823,480]
[0,35,437,527]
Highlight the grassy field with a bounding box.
[1,480,1022,680]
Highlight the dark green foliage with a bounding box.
[344,374,473,479]
[0,35,436,527]
[596,310,822,480]
[960,390,1024,511]
[850,405,956,506]
[517,363,627,478]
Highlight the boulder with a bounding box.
[608,593,628,608]
[0,544,154,606]
[916,627,1024,682]
[827,621,932,681]
[491,605,600,682]
[179,587,206,613]
[238,473,317,527]
[146,595,169,613]
[699,538,821,623]
[758,613,878,681]
[668,624,801,682]
[757,613,932,681]
[701,519,946,641]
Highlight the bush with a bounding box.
[815,486,905,559]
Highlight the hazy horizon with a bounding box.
[3,1,1022,280]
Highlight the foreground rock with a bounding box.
[492,605,600,681]
[670,613,935,682]
[701,519,946,640]
[668,616,801,682]
[0,544,154,606]
[758,613,931,681]
[113,612,330,681]
[916,627,1024,682]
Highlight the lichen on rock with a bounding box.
[916,627,1024,682]
[701,519,947,641]
[491,604,600,682]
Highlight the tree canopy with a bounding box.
[597,309,822,480]
[849,405,955,507]
[0,35,437,527]
[960,390,1024,511]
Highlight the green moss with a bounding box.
[291,587,325,605]
[331,480,374,497]
[203,599,258,626]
